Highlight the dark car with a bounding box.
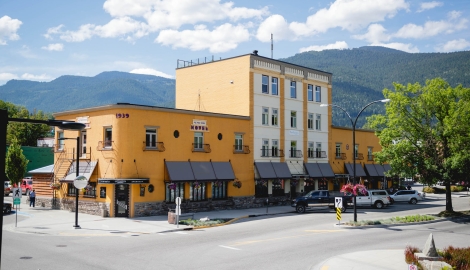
[3,201,12,214]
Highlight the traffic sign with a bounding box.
[335,197,342,208]
[12,188,22,198]
[13,198,21,205]
[408,264,417,270]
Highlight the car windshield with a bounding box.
[27,181,33,185]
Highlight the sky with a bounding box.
[1,0,469,86]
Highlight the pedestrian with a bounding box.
[29,189,36,207]
[406,184,411,190]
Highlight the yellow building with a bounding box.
[47,104,253,217]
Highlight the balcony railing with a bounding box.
[233,145,250,154]
[289,150,303,158]
[335,153,347,160]
[356,153,364,160]
[260,148,284,157]
[307,150,327,158]
[192,143,211,153]
[97,140,113,151]
[143,141,165,152]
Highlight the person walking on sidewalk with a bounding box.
[29,189,36,207]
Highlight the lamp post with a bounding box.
[0,109,85,266]
[321,99,390,222]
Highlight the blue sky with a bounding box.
[1,0,469,85]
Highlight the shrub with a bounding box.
[404,245,420,265]
[451,185,464,192]
[439,246,470,270]
[423,186,435,193]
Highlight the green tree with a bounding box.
[0,100,52,146]
[5,137,29,186]
[367,78,470,212]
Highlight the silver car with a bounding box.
[390,190,424,204]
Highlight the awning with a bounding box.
[304,163,322,178]
[344,163,367,177]
[190,161,216,181]
[272,162,292,179]
[62,160,98,182]
[287,161,305,175]
[364,164,379,177]
[375,164,385,177]
[317,163,335,178]
[165,161,195,181]
[254,162,277,179]
[211,162,235,180]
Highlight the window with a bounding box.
[83,182,96,197]
[255,180,268,198]
[315,86,321,102]
[271,108,278,126]
[235,134,243,151]
[315,142,322,158]
[308,113,314,129]
[145,128,157,148]
[104,127,112,148]
[165,182,184,203]
[336,143,341,158]
[262,107,269,125]
[262,139,269,157]
[194,132,204,149]
[58,131,64,150]
[291,111,297,128]
[212,182,227,200]
[272,179,284,196]
[67,183,76,196]
[271,77,278,95]
[190,182,206,201]
[354,144,359,159]
[272,140,279,157]
[290,140,297,158]
[290,81,297,98]
[308,142,314,158]
[368,147,373,160]
[262,75,269,94]
[308,84,314,101]
[315,114,321,130]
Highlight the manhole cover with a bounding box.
[56,245,67,247]
[20,257,32,260]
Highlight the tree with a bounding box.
[5,137,29,186]
[0,100,52,146]
[367,78,470,212]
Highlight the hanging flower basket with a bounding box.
[50,183,61,190]
[340,183,354,194]
[259,179,267,187]
[233,180,242,188]
[291,179,298,186]
[193,181,201,190]
[353,184,368,195]
[168,183,176,190]
[213,181,222,188]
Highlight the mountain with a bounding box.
[2,47,470,127]
[280,46,470,127]
[0,71,175,113]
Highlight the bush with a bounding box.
[423,186,435,193]
[451,185,465,192]
[439,246,470,269]
[404,245,420,265]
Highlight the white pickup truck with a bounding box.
[355,189,391,209]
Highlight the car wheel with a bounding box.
[410,198,418,204]
[375,201,384,209]
[4,206,11,214]
[296,205,306,213]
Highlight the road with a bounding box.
[1,194,469,270]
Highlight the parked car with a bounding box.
[291,190,353,213]
[3,201,12,214]
[21,177,33,195]
[4,182,11,196]
[389,190,424,204]
[355,189,391,209]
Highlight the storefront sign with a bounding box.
[98,178,150,184]
[191,119,209,132]
[76,116,90,128]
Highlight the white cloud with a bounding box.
[44,25,64,40]
[256,15,296,42]
[0,72,19,81]
[20,73,53,81]
[437,39,470,52]
[94,17,149,39]
[299,41,348,52]
[353,24,390,43]
[448,10,462,20]
[394,18,468,39]
[41,43,64,51]
[289,0,409,37]
[60,24,95,42]
[130,68,174,79]
[371,42,419,53]
[155,23,250,53]
[417,1,443,12]
[0,16,22,45]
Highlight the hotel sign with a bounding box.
[191,119,209,132]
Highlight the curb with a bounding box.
[333,217,448,229]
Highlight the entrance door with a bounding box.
[114,184,129,217]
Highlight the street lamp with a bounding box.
[0,109,85,265]
[321,99,390,222]
[58,137,88,229]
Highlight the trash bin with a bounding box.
[168,210,176,224]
